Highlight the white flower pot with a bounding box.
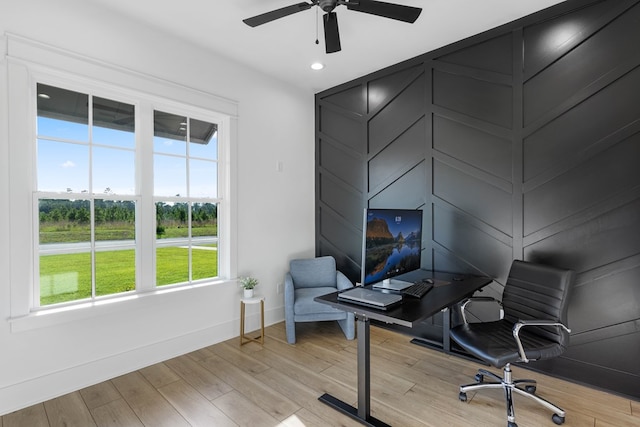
[243,288,254,298]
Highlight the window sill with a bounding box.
[9,280,229,333]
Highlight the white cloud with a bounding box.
[61,160,76,168]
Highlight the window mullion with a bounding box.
[89,95,96,300]
[137,101,156,292]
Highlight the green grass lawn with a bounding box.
[40,246,218,306]
[39,223,216,243]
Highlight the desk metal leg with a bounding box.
[318,316,391,427]
[442,307,451,353]
[357,316,371,419]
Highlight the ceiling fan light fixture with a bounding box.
[311,62,325,70]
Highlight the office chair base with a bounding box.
[459,365,566,426]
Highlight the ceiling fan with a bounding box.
[243,0,422,54]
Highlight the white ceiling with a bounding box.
[86,0,565,93]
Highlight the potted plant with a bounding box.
[239,276,259,298]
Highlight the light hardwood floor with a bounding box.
[2,321,639,427]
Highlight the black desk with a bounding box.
[314,271,492,427]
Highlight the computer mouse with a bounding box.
[423,278,434,284]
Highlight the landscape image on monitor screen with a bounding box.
[363,209,423,285]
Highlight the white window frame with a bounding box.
[6,35,238,330]
[33,81,143,307]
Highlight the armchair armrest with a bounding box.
[284,273,295,316]
[512,320,571,363]
[336,271,354,291]
[459,296,504,324]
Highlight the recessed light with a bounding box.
[38,93,50,99]
[311,62,324,70]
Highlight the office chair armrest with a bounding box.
[459,297,503,324]
[512,320,571,363]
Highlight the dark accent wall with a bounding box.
[315,0,640,400]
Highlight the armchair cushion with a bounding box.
[294,287,344,316]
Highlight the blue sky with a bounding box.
[37,116,217,197]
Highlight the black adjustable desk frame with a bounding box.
[315,272,492,427]
[319,313,389,427]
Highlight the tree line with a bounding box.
[39,199,217,225]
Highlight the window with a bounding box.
[34,83,223,307]
[153,110,219,287]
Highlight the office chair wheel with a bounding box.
[552,414,565,425]
[474,373,484,383]
[507,422,517,427]
[458,392,467,402]
[525,385,536,394]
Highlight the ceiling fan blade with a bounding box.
[346,0,422,23]
[323,11,342,53]
[243,2,315,27]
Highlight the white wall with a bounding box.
[0,0,315,415]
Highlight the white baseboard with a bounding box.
[0,307,284,416]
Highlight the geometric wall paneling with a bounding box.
[432,202,512,282]
[368,74,425,155]
[523,198,640,274]
[523,1,640,125]
[536,334,640,399]
[569,263,640,335]
[318,137,365,191]
[433,115,512,181]
[317,105,363,151]
[434,160,513,236]
[523,64,640,182]
[318,172,364,228]
[317,205,362,270]
[432,69,513,129]
[523,133,640,236]
[316,93,367,284]
[432,245,487,278]
[435,33,513,75]
[368,116,426,193]
[317,238,361,282]
[368,64,423,113]
[316,0,640,399]
[567,336,640,383]
[568,336,640,382]
[522,0,637,81]
[368,161,427,210]
[567,329,640,383]
[321,83,366,115]
[567,308,640,357]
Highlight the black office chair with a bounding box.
[449,260,574,427]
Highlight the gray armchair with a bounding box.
[284,256,355,344]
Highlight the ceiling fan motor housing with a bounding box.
[319,0,338,12]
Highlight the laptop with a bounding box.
[372,279,413,292]
[338,287,402,310]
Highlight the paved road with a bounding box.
[40,236,218,254]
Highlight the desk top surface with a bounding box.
[315,270,492,328]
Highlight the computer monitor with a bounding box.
[361,208,423,286]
